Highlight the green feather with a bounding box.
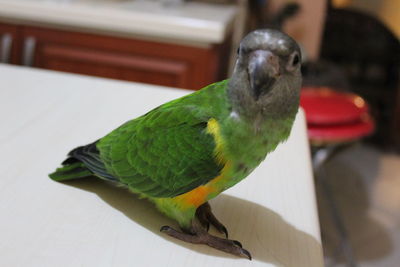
[49,162,92,181]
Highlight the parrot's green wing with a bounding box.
[96,82,228,198]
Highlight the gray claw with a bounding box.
[221,225,228,239]
[242,248,252,260]
[196,202,229,238]
[233,240,242,248]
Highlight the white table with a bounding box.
[0,64,323,267]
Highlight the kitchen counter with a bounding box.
[0,64,323,267]
[0,0,237,46]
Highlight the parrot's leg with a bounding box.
[160,220,251,260]
[196,202,228,238]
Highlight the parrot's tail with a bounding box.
[49,160,93,181]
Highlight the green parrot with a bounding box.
[49,29,302,259]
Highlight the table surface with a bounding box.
[0,0,236,45]
[0,64,323,267]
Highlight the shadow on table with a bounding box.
[64,178,323,266]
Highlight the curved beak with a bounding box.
[248,50,280,100]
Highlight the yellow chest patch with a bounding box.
[205,118,226,165]
[172,118,232,208]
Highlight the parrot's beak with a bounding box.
[248,50,280,100]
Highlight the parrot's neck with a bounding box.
[216,110,297,191]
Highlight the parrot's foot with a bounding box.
[196,202,228,238]
[160,221,251,260]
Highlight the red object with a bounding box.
[300,87,369,125]
[300,87,375,144]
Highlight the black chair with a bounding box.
[319,6,400,150]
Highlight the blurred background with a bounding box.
[0,0,399,266]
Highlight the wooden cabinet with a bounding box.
[0,22,231,90]
[0,23,21,64]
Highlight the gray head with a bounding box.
[229,29,302,120]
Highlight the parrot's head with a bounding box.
[229,29,302,120]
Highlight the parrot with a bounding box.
[49,29,302,260]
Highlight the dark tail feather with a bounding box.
[50,142,118,183]
[49,161,92,181]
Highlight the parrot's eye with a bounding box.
[286,52,300,72]
[236,47,240,55]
